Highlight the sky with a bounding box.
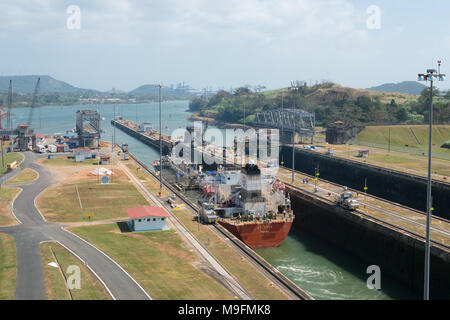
[0,0,449,92]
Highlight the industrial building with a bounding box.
[76,110,101,148]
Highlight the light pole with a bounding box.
[417,61,445,300]
[156,84,163,190]
[288,85,301,183]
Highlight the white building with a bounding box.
[126,206,170,232]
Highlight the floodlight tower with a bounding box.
[417,60,445,300]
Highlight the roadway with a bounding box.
[0,152,151,300]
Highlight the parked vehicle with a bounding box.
[199,202,218,224]
[336,190,360,210]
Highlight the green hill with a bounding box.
[366,81,426,95]
[0,75,95,94]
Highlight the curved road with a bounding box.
[0,152,150,300]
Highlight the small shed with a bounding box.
[126,206,170,232]
[73,148,92,160]
[99,154,110,165]
[357,149,369,158]
[56,144,69,153]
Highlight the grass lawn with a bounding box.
[125,158,288,299]
[38,157,100,167]
[0,152,23,175]
[171,208,288,300]
[0,187,20,226]
[125,162,170,197]
[5,168,38,185]
[0,233,17,299]
[40,241,112,300]
[37,169,149,222]
[70,223,234,300]
[355,125,450,158]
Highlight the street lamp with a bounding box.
[155,84,163,190]
[288,85,302,183]
[417,60,445,300]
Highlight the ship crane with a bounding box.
[0,77,41,151]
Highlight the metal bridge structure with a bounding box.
[255,109,315,143]
[76,110,101,148]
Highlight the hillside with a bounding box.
[303,84,416,105]
[0,75,95,94]
[191,81,448,127]
[129,84,194,99]
[366,81,426,95]
[355,125,450,158]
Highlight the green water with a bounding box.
[257,233,419,300]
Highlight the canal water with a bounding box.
[9,102,418,300]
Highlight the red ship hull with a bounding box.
[218,219,293,249]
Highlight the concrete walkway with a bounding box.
[0,152,150,300]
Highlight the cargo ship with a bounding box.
[198,163,294,249]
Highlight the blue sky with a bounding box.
[0,0,448,92]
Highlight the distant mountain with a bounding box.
[129,84,163,95]
[366,81,426,95]
[0,75,96,94]
[129,83,194,97]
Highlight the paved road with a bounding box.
[0,152,150,300]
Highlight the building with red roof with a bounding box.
[126,206,170,232]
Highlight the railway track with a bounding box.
[280,165,450,224]
[281,174,450,252]
[128,153,313,301]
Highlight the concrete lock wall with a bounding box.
[289,191,450,299]
[281,146,450,219]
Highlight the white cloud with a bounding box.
[0,0,369,46]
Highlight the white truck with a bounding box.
[337,190,360,211]
[48,144,57,153]
[36,144,46,153]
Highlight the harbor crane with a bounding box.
[0,77,41,151]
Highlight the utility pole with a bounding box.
[314,166,320,193]
[281,91,284,165]
[156,84,163,190]
[112,105,116,152]
[388,128,391,153]
[364,178,368,212]
[417,61,445,300]
[1,138,4,169]
[291,116,295,183]
[288,85,302,183]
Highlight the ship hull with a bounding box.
[218,219,293,249]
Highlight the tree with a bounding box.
[395,107,408,122]
[233,87,252,96]
[417,86,440,114]
[444,90,450,100]
[188,97,206,112]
